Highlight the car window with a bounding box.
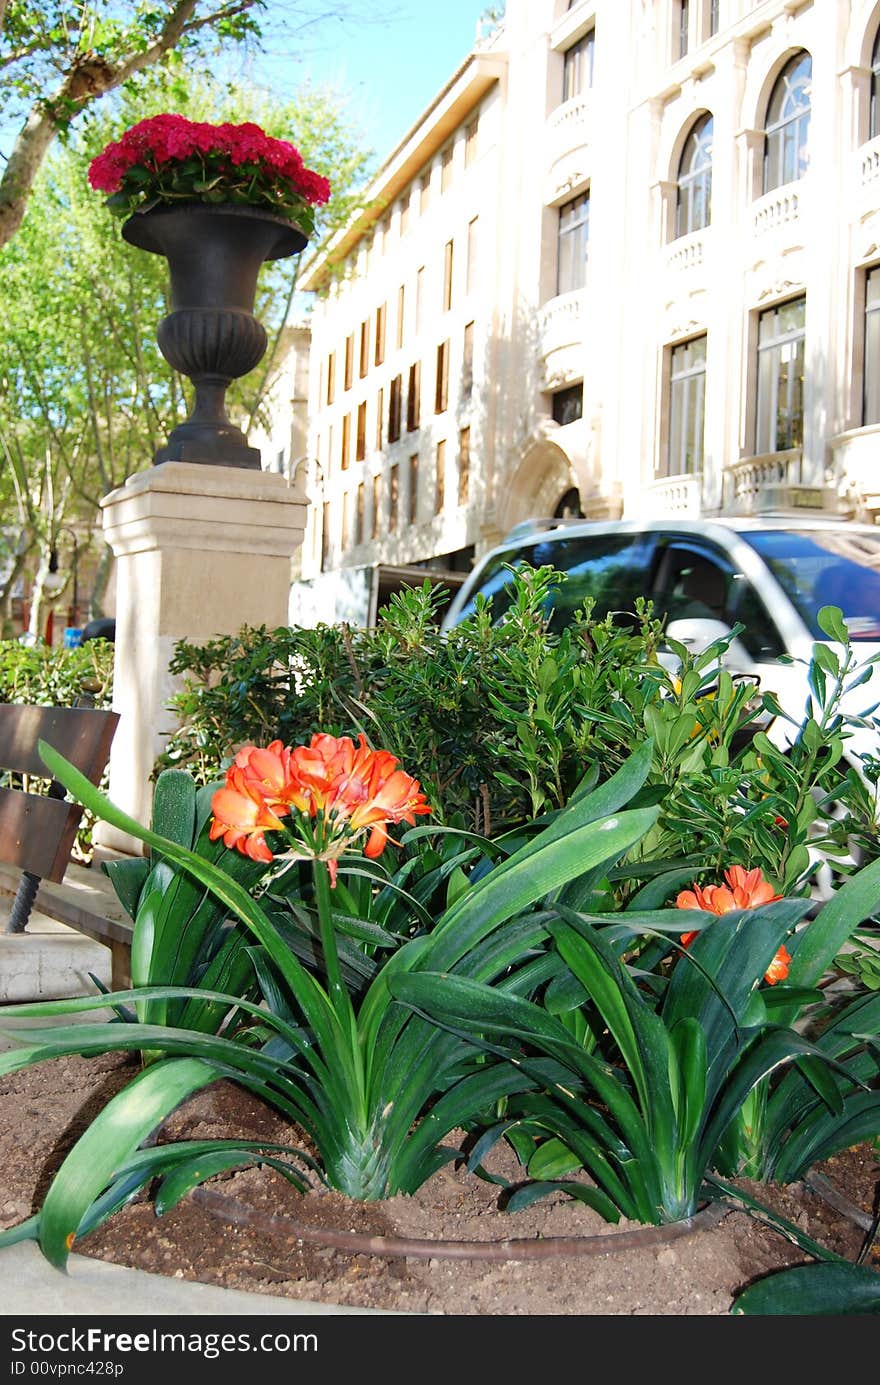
[741,530,880,640]
[727,577,786,660]
[652,542,786,660]
[544,533,657,629]
[450,532,656,627]
[653,548,733,625]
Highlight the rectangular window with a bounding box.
[397,284,405,348]
[341,412,351,469]
[419,170,431,215]
[375,303,386,366]
[435,440,446,514]
[562,29,594,103]
[441,143,453,192]
[666,335,706,476]
[463,321,474,400]
[552,383,583,426]
[372,474,381,538]
[458,427,470,505]
[389,462,399,532]
[709,0,720,37]
[756,297,805,454]
[557,192,589,296]
[443,239,454,311]
[321,501,331,570]
[465,118,478,167]
[376,386,384,450]
[341,490,351,549]
[677,0,690,60]
[409,453,419,524]
[400,193,410,236]
[326,352,335,405]
[389,375,402,441]
[435,340,449,413]
[466,217,478,295]
[416,266,425,334]
[355,482,365,545]
[865,268,880,425]
[407,361,421,431]
[344,334,354,390]
[359,320,369,379]
[356,400,366,462]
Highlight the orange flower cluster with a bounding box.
[209,734,431,881]
[675,865,791,985]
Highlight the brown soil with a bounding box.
[1,1051,877,1317]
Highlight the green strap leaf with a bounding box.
[732,1262,880,1315]
[39,1057,217,1269]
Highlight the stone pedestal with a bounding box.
[98,462,305,854]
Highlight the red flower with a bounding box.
[88,114,330,226]
[675,865,789,984]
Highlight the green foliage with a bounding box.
[0,742,658,1266]
[159,569,691,840]
[161,568,876,903]
[732,1261,880,1315]
[392,897,828,1225]
[0,638,113,708]
[0,636,115,858]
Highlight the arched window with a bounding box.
[763,52,811,192]
[676,114,713,237]
[871,29,880,140]
[554,487,584,519]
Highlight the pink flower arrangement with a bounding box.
[88,114,330,233]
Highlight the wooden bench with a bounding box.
[0,704,132,988]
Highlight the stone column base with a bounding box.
[97,461,305,854]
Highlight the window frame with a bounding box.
[665,334,707,478]
[556,191,590,296]
[763,52,812,194]
[675,114,713,238]
[755,296,806,455]
[562,28,595,104]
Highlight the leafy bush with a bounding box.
[0,638,113,708]
[0,637,115,859]
[161,569,877,901]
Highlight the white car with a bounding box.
[442,515,880,766]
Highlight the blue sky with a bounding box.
[252,0,492,162]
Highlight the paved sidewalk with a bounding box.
[0,1243,397,1316]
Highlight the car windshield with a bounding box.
[741,529,880,640]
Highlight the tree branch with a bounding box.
[0,0,262,248]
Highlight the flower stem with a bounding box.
[312,856,348,1017]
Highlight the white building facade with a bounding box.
[282,0,880,618]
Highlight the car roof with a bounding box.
[495,515,879,545]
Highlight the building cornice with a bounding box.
[299,49,508,292]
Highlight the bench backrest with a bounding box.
[0,705,120,882]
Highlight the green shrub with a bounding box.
[0,638,114,709]
[0,638,115,859]
[160,568,876,901]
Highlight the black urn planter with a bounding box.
[123,203,307,469]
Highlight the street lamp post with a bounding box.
[48,526,81,629]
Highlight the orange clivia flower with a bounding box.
[675,865,789,984]
[764,945,792,985]
[210,733,431,882]
[209,769,290,863]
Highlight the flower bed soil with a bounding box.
[1,1051,877,1316]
